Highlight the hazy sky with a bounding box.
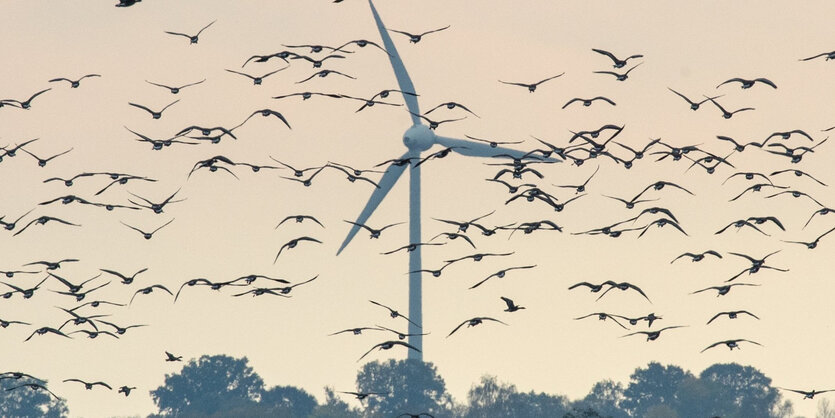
[2,1,834,417]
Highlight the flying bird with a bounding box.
[296,69,356,84]
[357,340,420,362]
[145,79,205,94]
[691,283,760,297]
[388,25,450,43]
[706,310,760,325]
[447,317,508,337]
[671,250,722,263]
[591,48,643,68]
[13,215,79,236]
[700,339,763,353]
[469,265,536,290]
[621,326,687,341]
[128,100,179,119]
[369,300,421,328]
[225,67,288,85]
[48,74,100,88]
[668,88,723,110]
[165,351,182,361]
[573,312,628,329]
[274,237,323,263]
[63,379,112,390]
[562,96,616,109]
[596,281,652,303]
[778,388,835,399]
[499,73,564,92]
[120,219,175,240]
[706,97,754,119]
[594,63,642,81]
[782,226,835,249]
[164,20,217,44]
[130,284,174,305]
[717,77,777,89]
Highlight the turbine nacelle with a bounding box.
[403,124,434,152]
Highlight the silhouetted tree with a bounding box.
[150,354,264,416]
[0,379,68,418]
[575,379,628,418]
[259,385,317,417]
[356,359,452,417]
[621,362,693,417]
[698,363,783,418]
[463,375,570,417]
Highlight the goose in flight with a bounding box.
[375,325,429,341]
[164,20,216,44]
[691,283,760,297]
[596,281,652,303]
[782,226,835,249]
[128,100,179,120]
[500,296,525,312]
[700,339,763,353]
[562,96,616,109]
[274,237,323,263]
[329,327,383,336]
[357,340,420,362]
[277,215,324,229]
[146,79,205,94]
[499,73,564,92]
[49,74,100,88]
[800,50,835,61]
[338,390,389,401]
[706,310,760,325]
[99,268,147,285]
[668,88,723,111]
[130,284,174,305]
[770,169,827,186]
[591,48,643,68]
[778,388,835,399]
[447,317,508,337]
[671,250,722,263]
[621,326,686,341]
[469,265,536,290]
[388,25,450,43]
[706,97,754,119]
[25,326,71,342]
[13,216,79,236]
[121,219,175,240]
[165,351,182,362]
[344,220,403,239]
[63,379,112,390]
[594,63,642,81]
[717,78,777,89]
[5,383,61,401]
[225,67,288,85]
[573,312,628,329]
[369,300,420,328]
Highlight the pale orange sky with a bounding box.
[1,1,834,417]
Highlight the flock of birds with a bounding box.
[1,1,835,415]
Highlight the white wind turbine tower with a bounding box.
[337,0,558,361]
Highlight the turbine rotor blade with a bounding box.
[337,151,411,255]
[435,135,561,162]
[369,0,421,125]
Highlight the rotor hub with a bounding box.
[403,124,434,151]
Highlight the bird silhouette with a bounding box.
[121,219,175,240]
[621,326,687,341]
[447,317,508,337]
[165,351,182,361]
[225,67,288,85]
[778,388,835,399]
[782,226,835,249]
[671,250,722,263]
[63,379,113,390]
[13,215,79,236]
[145,79,205,94]
[128,100,179,119]
[701,339,763,353]
[573,312,628,329]
[164,20,216,44]
[25,326,71,342]
[388,25,450,43]
[296,69,356,84]
[668,88,723,111]
[425,102,479,117]
[99,268,147,285]
[274,237,323,263]
[469,265,536,290]
[118,386,136,396]
[596,281,652,303]
[500,296,525,312]
[277,215,324,229]
[563,96,616,109]
[594,63,643,81]
[130,284,174,305]
[592,48,643,68]
[770,169,827,186]
[717,78,777,89]
[706,97,754,119]
[691,283,760,297]
[49,74,100,88]
[706,310,760,325]
[357,340,420,362]
[369,300,421,328]
[499,73,564,92]
[5,383,61,400]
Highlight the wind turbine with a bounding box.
[337,0,559,361]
